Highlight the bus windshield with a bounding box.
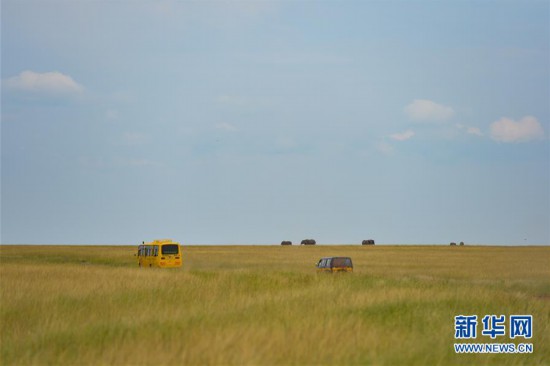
[162,244,179,255]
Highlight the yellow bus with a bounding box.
[137,239,182,268]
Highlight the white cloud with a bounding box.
[405,99,454,122]
[215,122,238,131]
[456,123,483,137]
[466,127,483,136]
[376,141,394,155]
[490,116,545,143]
[390,130,415,141]
[4,70,84,94]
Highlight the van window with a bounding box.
[332,257,351,267]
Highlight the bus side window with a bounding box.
[154,246,158,257]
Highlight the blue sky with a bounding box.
[2,1,549,245]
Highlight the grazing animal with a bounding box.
[450,242,457,246]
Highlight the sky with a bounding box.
[1,0,549,245]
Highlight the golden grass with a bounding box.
[1,245,549,365]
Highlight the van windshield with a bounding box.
[331,258,351,267]
[162,244,179,255]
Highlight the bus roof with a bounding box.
[145,239,179,245]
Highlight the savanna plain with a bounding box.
[1,244,549,365]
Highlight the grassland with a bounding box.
[1,245,549,365]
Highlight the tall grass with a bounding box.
[1,245,549,365]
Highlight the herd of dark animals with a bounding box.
[280,239,374,246]
[281,240,466,246]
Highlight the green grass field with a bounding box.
[1,245,549,365]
